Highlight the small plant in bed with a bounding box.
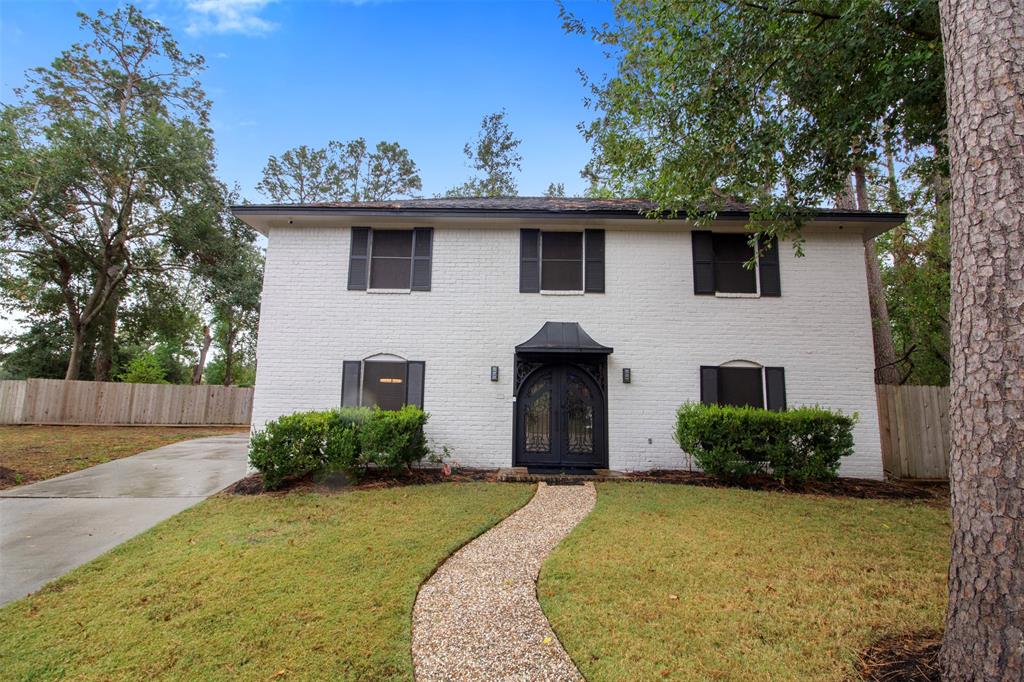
[248,406,429,490]
[674,402,857,484]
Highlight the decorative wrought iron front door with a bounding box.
[515,363,605,468]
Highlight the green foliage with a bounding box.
[565,0,945,237]
[875,160,950,385]
[257,138,421,204]
[357,405,430,474]
[248,407,428,490]
[203,357,256,387]
[674,403,856,484]
[446,110,522,197]
[0,5,246,381]
[117,352,169,384]
[544,182,566,197]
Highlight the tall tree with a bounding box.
[938,0,1023,677]
[544,182,566,198]
[256,145,340,204]
[446,110,523,197]
[257,138,421,203]
[564,0,945,380]
[0,6,224,380]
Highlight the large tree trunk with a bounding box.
[64,325,85,380]
[92,299,118,382]
[938,0,1024,679]
[852,165,901,384]
[191,325,212,385]
[222,318,236,387]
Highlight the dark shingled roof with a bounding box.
[232,196,903,220]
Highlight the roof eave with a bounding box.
[230,205,905,240]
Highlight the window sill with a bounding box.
[714,291,760,298]
[367,288,413,295]
[540,290,585,296]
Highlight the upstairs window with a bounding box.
[712,233,757,294]
[700,363,786,411]
[692,231,781,296]
[520,229,605,293]
[347,227,433,291]
[370,230,413,289]
[541,231,583,290]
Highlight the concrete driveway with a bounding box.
[0,433,249,606]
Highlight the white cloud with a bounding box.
[185,0,278,36]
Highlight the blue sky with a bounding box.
[0,0,616,200]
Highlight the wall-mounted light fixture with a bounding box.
[622,368,631,384]
[490,366,499,382]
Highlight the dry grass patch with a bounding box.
[539,483,949,681]
[0,425,247,488]
[0,483,533,680]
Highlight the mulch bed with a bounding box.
[223,466,947,503]
[223,467,500,496]
[626,470,949,502]
[857,630,942,681]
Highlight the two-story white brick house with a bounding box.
[233,197,903,479]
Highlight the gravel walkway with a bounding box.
[412,482,596,681]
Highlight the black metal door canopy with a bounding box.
[513,322,612,469]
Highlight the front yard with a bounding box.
[0,483,533,680]
[539,483,949,681]
[0,479,949,681]
[0,425,247,489]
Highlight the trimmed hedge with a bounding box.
[674,403,857,484]
[249,406,428,490]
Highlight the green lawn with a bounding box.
[0,483,533,681]
[0,425,247,489]
[539,483,949,682]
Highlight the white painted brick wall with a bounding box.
[253,222,884,479]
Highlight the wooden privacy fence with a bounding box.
[0,379,253,426]
[876,384,951,480]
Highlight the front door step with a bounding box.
[497,467,626,483]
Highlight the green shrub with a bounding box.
[359,405,429,474]
[674,403,856,484]
[248,410,339,489]
[248,406,428,489]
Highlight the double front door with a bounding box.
[515,363,606,469]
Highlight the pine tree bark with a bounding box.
[938,0,1024,678]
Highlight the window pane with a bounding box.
[362,361,407,410]
[542,261,583,290]
[370,257,412,288]
[713,234,757,293]
[714,262,757,293]
[713,233,755,262]
[541,232,583,290]
[372,230,413,257]
[542,232,583,259]
[718,367,764,408]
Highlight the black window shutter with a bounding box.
[347,227,371,290]
[406,361,425,408]
[411,228,433,291]
[341,361,362,407]
[700,366,719,405]
[758,235,781,297]
[520,229,540,293]
[765,367,786,411]
[584,229,605,293]
[692,231,715,295]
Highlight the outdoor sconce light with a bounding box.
[490,366,499,382]
[622,368,631,384]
